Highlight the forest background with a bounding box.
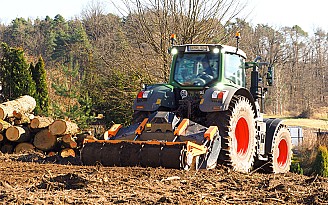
[0,0,327,127]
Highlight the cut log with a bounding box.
[62,134,72,143]
[30,116,54,129]
[49,120,79,135]
[0,133,4,142]
[0,95,36,120]
[33,129,57,151]
[1,144,14,154]
[6,126,31,142]
[13,110,23,119]
[60,148,76,158]
[14,113,32,125]
[61,134,78,149]
[0,119,12,131]
[14,142,35,154]
[13,111,34,119]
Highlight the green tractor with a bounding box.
[81,34,292,173]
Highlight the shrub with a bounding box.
[312,145,328,177]
[298,107,314,118]
[290,161,304,175]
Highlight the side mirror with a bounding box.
[266,66,274,86]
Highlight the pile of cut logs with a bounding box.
[0,95,94,158]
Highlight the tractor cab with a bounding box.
[169,44,247,88]
[172,49,219,86]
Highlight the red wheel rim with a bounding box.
[235,117,249,155]
[277,139,288,166]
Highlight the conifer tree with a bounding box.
[51,58,93,128]
[0,42,36,100]
[313,145,328,177]
[31,56,49,115]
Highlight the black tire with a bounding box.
[264,126,292,173]
[206,95,256,173]
[131,111,152,124]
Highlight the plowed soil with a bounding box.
[0,152,327,205]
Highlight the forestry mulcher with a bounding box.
[81,33,292,173]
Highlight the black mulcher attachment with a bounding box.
[81,111,221,170]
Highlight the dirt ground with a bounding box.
[0,152,327,205]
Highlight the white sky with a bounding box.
[0,0,327,33]
[248,0,327,33]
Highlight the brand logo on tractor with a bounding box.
[180,90,188,99]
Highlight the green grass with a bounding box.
[264,115,328,130]
[282,118,328,130]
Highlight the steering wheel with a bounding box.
[196,72,213,80]
[193,77,206,86]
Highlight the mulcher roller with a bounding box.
[81,111,221,170]
[81,141,187,169]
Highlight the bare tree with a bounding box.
[118,0,248,81]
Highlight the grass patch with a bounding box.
[264,115,328,130]
[282,118,328,130]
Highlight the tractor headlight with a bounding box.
[213,48,220,54]
[171,48,178,55]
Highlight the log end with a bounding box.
[60,148,76,158]
[30,118,40,129]
[33,129,57,151]
[49,120,66,135]
[0,108,5,120]
[0,133,4,142]
[6,126,19,141]
[14,143,35,154]
[13,110,23,119]
[1,144,14,154]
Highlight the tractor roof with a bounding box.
[173,44,247,59]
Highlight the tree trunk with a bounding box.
[0,95,36,120]
[33,129,57,151]
[49,120,79,135]
[6,126,31,142]
[60,148,76,158]
[14,142,35,154]
[0,119,12,132]
[30,116,54,129]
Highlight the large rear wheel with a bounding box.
[206,95,256,173]
[264,126,292,173]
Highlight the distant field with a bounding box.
[264,116,328,130]
[282,118,328,130]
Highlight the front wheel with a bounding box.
[206,95,256,173]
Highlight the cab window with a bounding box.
[224,53,245,86]
[173,53,219,86]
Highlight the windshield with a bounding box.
[173,53,219,86]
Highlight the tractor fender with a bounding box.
[263,118,283,154]
[199,86,256,114]
[133,84,176,112]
